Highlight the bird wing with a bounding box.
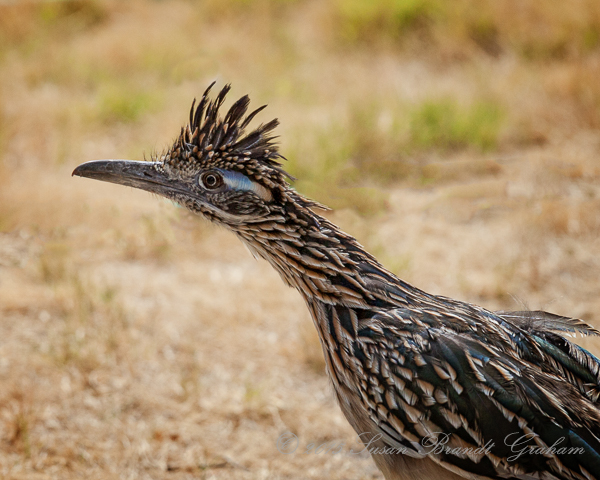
[349,306,600,480]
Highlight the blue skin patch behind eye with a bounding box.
[221,170,255,191]
[218,169,272,202]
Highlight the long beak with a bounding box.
[72,160,179,197]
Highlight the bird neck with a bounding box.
[235,203,422,310]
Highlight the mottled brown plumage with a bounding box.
[73,83,600,480]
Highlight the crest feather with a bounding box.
[173,84,284,175]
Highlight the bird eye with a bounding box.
[200,171,223,190]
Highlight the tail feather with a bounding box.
[496,310,600,404]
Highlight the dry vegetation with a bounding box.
[1,1,600,479]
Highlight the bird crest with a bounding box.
[161,82,290,196]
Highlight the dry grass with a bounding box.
[1,1,600,479]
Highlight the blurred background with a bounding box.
[1,0,599,478]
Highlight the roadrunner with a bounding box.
[73,84,600,480]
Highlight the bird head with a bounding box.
[73,83,322,231]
